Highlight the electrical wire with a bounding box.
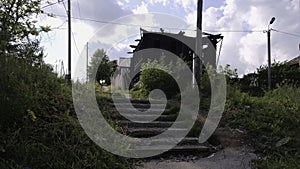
[61,1,68,14]
[71,31,81,56]
[51,20,68,30]
[41,3,299,37]
[41,11,300,43]
[272,29,300,38]
[216,38,223,66]
[61,1,81,56]
[42,11,300,37]
[76,0,82,19]
[41,0,65,9]
[42,12,267,33]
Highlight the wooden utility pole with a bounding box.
[66,0,71,84]
[193,0,203,86]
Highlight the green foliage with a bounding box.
[199,64,238,111]
[253,155,300,169]
[129,86,148,99]
[0,55,132,168]
[240,61,300,96]
[135,59,182,99]
[140,68,178,99]
[225,86,300,168]
[0,1,132,167]
[1,113,132,169]
[0,0,47,55]
[0,55,64,129]
[218,64,238,80]
[88,49,117,85]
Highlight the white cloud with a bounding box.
[185,0,300,75]
[132,2,149,14]
[41,0,299,78]
[149,0,169,6]
[174,0,197,12]
[185,11,197,26]
[117,1,124,7]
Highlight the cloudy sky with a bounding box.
[38,0,300,79]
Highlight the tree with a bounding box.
[0,0,50,65]
[87,49,117,85]
[240,61,300,96]
[0,0,44,46]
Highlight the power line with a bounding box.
[71,31,81,56]
[76,0,82,19]
[59,0,82,19]
[61,2,80,56]
[272,29,300,38]
[42,12,300,37]
[61,1,68,14]
[52,20,68,30]
[42,12,267,33]
[41,0,65,9]
[183,29,264,32]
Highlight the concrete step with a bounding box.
[128,145,212,157]
[106,98,217,158]
[127,127,188,137]
[111,113,177,122]
[111,103,166,109]
[111,108,166,114]
[132,137,203,146]
[112,98,164,104]
[118,120,184,128]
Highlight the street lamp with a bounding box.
[267,17,275,90]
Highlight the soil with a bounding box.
[134,126,258,169]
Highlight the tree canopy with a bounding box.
[87,49,117,85]
[0,0,51,65]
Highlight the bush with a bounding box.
[0,55,66,130]
[140,68,179,99]
[131,59,181,99]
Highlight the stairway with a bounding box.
[109,96,216,158]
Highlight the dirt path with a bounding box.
[135,127,258,169]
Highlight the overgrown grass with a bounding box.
[224,86,300,169]
[0,56,132,169]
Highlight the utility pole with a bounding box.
[66,0,71,84]
[267,17,275,90]
[267,30,271,90]
[61,60,65,77]
[86,42,89,82]
[193,0,203,87]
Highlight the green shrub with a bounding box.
[140,68,179,99]
[0,55,66,130]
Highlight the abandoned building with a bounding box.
[288,55,300,68]
[112,28,223,90]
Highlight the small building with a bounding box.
[288,55,300,68]
[111,57,131,90]
[112,28,223,90]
